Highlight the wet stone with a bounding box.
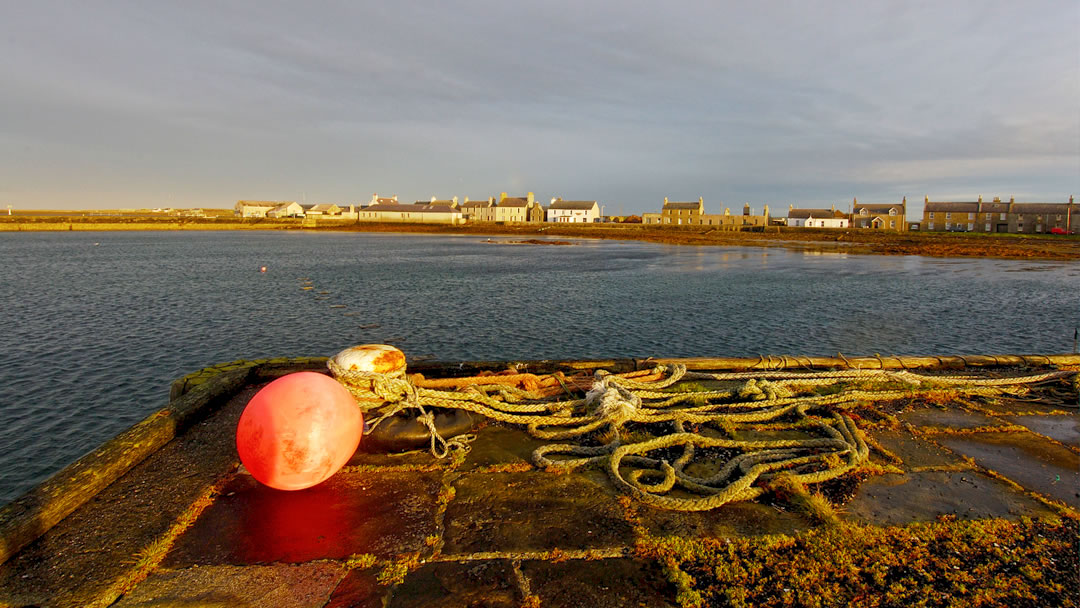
[113,563,346,608]
[938,431,1080,506]
[442,470,633,555]
[1005,414,1080,447]
[460,424,548,471]
[976,397,1074,416]
[870,429,965,469]
[388,560,518,607]
[844,471,1056,526]
[523,558,677,608]
[346,444,439,468]
[163,471,442,566]
[900,407,1003,430]
[325,569,386,608]
[636,499,810,539]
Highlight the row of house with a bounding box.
[921,196,1076,234]
[236,193,603,225]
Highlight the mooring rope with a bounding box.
[328,359,1075,511]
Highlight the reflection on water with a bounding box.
[0,231,1077,504]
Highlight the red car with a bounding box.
[1049,227,1075,235]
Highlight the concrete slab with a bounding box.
[442,470,633,555]
[1005,414,1080,448]
[900,407,1003,430]
[324,569,385,608]
[636,499,810,539]
[844,471,1056,526]
[523,558,677,608]
[112,563,346,608]
[869,429,965,469]
[386,560,519,607]
[163,470,443,566]
[938,432,1080,506]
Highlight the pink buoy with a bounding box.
[236,372,363,490]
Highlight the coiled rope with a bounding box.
[329,359,1074,511]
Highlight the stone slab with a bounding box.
[460,424,548,471]
[387,559,519,607]
[636,499,810,539]
[1005,414,1080,448]
[442,470,633,555]
[844,471,1056,526]
[113,563,346,608]
[938,432,1080,506]
[325,569,385,608]
[869,429,965,469]
[523,558,677,608]
[900,408,1003,430]
[163,470,443,566]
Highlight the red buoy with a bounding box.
[236,372,363,490]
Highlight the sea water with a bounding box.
[1,231,1077,504]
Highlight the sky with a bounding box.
[1,1,1077,218]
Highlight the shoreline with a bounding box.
[2,216,1078,260]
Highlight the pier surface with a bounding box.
[0,359,1076,607]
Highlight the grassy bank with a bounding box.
[2,214,1078,260]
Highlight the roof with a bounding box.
[549,200,598,210]
[235,201,279,208]
[269,203,298,212]
[663,202,702,210]
[854,203,904,214]
[461,199,493,208]
[307,204,340,212]
[1014,203,1074,215]
[499,198,533,208]
[924,202,979,213]
[363,203,459,214]
[374,197,397,205]
[980,202,1011,214]
[788,208,844,219]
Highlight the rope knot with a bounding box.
[586,374,641,427]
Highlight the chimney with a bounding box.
[831,204,835,212]
[1070,195,1074,204]
[452,196,458,204]
[664,197,668,204]
[500,192,508,202]
[743,203,750,216]
[925,195,929,204]
[789,204,794,211]
[527,192,534,204]
[699,197,703,204]
[464,197,470,203]
[978,195,982,203]
[551,197,558,205]
[993,197,1000,203]
[763,205,769,217]
[902,196,906,205]
[431,196,436,203]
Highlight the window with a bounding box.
[986,213,993,219]
[945,212,952,219]
[928,222,934,230]
[929,212,935,219]
[1036,224,1042,233]
[967,223,973,231]
[985,223,991,232]
[890,220,895,228]
[889,209,897,216]
[945,222,952,230]
[1000,213,1006,220]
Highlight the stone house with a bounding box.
[460,197,496,222]
[922,196,1076,234]
[547,199,600,223]
[495,193,544,223]
[852,198,907,231]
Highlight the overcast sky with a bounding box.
[1,1,1077,216]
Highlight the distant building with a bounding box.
[267,202,304,218]
[922,195,1076,234]
[547,198,600,223]
[852,198,907,230]
[496,193,544,223]
[787,206,849,228]
[234,200,287,218]
[368,194,399,206]
[358,201,463,224]
[460,197,496,222]
[303,203,342,216]
[644,197,770,228]
[416,196,459,210]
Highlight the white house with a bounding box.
[547,198,600,223]
[267,202,305,218]
[234,200,282,218]
[787,207,849,228]
[358,202,463,224]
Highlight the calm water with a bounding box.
[1,231,1077,504]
